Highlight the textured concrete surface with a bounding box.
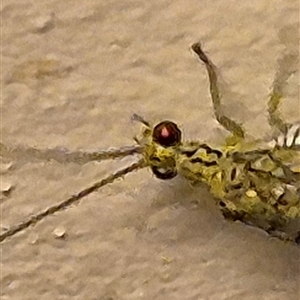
[1,1,299,299]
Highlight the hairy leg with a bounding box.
[191,42,245,138]
[268,51,299,134]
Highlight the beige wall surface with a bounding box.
[1,1,299,299]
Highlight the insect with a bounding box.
[1,42,299,244]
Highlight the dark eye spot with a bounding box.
[153,121,182,147]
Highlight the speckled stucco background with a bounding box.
[1,1,299,299]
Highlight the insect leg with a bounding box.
[0,159,146,242]
[191,42,245,138]
[268,51,299,134]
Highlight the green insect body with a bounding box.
[136,122,300,243]
[134,43,300,243]
[1,42,299,244]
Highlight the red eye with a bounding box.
[152,121,182,147]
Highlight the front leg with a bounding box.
[268,51,299,135]
[191,42,245,139]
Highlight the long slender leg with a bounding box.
[0,159,146,242]
[0,142,142,166]
[268,52,298,134]
[192,43,245,138]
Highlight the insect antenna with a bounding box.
[0,159,146,243]
[131,113,151,127]
[1,142,142,166]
